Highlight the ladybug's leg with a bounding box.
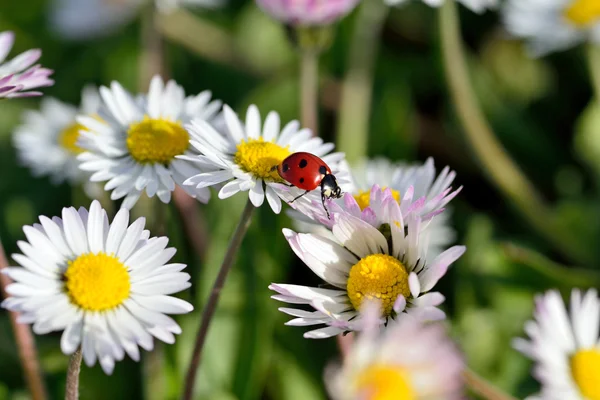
[289,190,310,204]
[321,193,331,219]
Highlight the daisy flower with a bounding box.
[290,157,459,256]
[270,188,466,338]
[503,0,600,56]
[1,200,193,375]
[0,31,54,98]
[326,301,464,400]
[385,0,496,14]
[255,0,361,26]
[49,0,224,40]
[13,86,100,185]
[181,104,345,214]
[77,75,222,209]
[513,289,600,400]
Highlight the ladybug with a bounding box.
[273,152,343,219]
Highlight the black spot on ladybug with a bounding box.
[318,166,327,175]
[299,177,305,184]
[299,159,308,168]
[282,163,289,172]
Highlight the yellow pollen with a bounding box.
[58,122,87,155]
[571,348,600,400]
[234,138,291,181]
[346,254,410,316]
[64,252,130,311]
[355,364,415,400]
[126,116,189,164]
[354,188,401,211]
[564,0,600,26]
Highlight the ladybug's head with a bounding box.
[321,174,342,200]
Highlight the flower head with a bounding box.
[503,0,600,56]
[77,75,222,209]
[270,188,466,338]
[182,104,344,214]
[13,86,100,185]
[1,200,193,374]
[326,301,464,400]
[0,31,54,98]
[513,289,600,399]
[255,0,360,26]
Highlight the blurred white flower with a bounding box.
[49,0,225,40]
[255,0,361,26]
[2,201,193,375]
[326,301,464,400]
[13,86,100,185]
[514,289,600,400]
[77,75,222,209]
[385,0,496,14]
[181,104,344,214]
[270,188,466,338]
[0,31,53,98]
[503,0,600,56]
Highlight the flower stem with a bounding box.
[587,44,600,100]
[173,187,208,262]
[336,0,388,164]
[439,0,591,264]
[300,49,320,136]
[182,198,255,400]
[463,369,517,400]
[0,240,47,400]
[140,2,167,88]
[65,348,82,400]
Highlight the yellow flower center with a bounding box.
[354,188,401,211]
[126,116,189,164]
[355,364,415,400]
[564,0,600,27]
[571,348,600,400]
[64,252,131,311]
[346,254,410,316]
[234,138,291,181]
[58,122,87,155]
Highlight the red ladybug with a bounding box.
[273,152,342,219]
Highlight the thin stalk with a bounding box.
[463,369,517,400]
[65,348,82,400]
[0,240,47,400]
[300,49,319,136]
[439,0,590,264]
[140,3,167,89]
[173,187,208,262]
[182,199,255,400]
[336,0,389,163]
[587,44,600,99]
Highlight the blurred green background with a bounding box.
[2,0,600,399]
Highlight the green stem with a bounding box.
[65,348,82,400]
[464,369,517,400]
[0,240,47,400]
[140,3,167,88]
[300,49,320,136]
[336,0,389,163]
[182,199,255,400]
[439,0,590,264]
[587,44,600,100]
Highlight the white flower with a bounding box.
[270,188,466,338]
[13,86,100,185]
[326,301,464,400]
[513,289,600,400]
[77,75,222,209]
[385,0,496,14]
[1,200,193,375]
[49,0,224,40]
[0,31,53,98]
[181,104,345,214]
[290,157,459,257]
[502,0,600,56]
